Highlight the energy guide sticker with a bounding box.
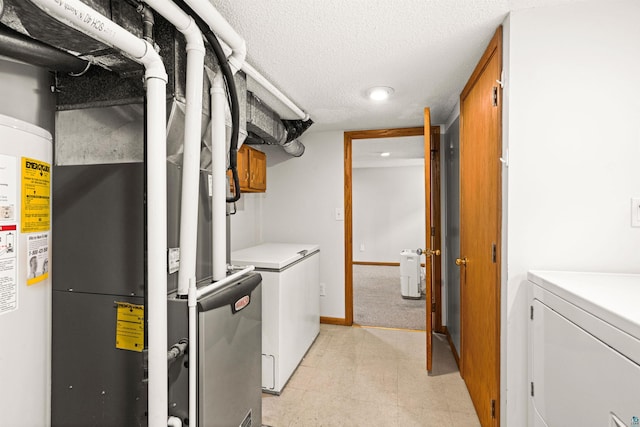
[21,157,50,233]
[116,302,144,352]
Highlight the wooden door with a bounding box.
[423,108,433,372]
[459,27,502,426]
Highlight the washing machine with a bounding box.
[528,271,640,427]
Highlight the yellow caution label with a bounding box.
[115,302,144,352]
[21,157,50,233]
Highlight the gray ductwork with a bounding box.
[246,91,306,157]
[0,24,90,74]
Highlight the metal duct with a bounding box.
[246,91,308,157]
[56,69,248,168]
[0,24,89,74]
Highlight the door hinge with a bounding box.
[530,305,534,320]
[492,86,499,107]
[491,243,497,263]
[496,70,505,88]
[431,301,436,312]
[491,399,496,418]
[531,381,535,397]
[431,227,436,237]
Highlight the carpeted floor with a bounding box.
[353,265,426,330]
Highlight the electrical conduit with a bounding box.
[27,1,169,426]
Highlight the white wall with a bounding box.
[261,132,346,318]
[352,165,425,263]
[230,192,264,251]
[504,1,640,424]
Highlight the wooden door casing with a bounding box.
[423,108,433,372]
[459,27,502,427]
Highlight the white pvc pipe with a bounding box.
[187,278,198,427]
[242,62,309,121]
[142,5,203,427]
[145,76,169,427]
[211,73,227,281]
[183,0,246,74]
[27,2,168,426]
[144,1,205,300]
[167,416,183,427]
[196,266,255,300]
[214,27,309,121]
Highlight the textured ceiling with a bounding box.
[210,0,585,131]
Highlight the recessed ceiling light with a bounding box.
[367,86,394,101]
[380,152,391,157]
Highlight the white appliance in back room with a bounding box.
[528,271,640,427]
[231,242,320,394]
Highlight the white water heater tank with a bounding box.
[0,114,52,427]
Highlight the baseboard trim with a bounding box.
[320,316,347,326]
[443,326,460,368]
[352,261,400,267]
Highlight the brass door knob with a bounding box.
[455,257,468,266]
[425,249,441,257]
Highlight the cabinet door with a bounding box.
[249,148,266,191]
[237,145,250,189]
[228,145,250,194]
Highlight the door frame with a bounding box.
[343,125,442,330]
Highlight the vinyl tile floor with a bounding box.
[262,324,481,427]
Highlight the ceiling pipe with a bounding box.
[242,62,309,121]
[0,24,90,74]
[182,0,245,75]
[26,1,169,427]
[142,3,204,427]
[183,0,310,121]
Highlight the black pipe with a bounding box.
[174,1,241,203]
[0,24,89,74]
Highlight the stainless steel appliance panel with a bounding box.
[198,273,262,427]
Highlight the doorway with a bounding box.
[344,119,442,369]
[351,134,427,331]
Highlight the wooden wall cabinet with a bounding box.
[229,145,266,193]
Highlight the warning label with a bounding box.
[21,157,50,233]
[115,302,144,352]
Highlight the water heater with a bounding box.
[0,114,52,426]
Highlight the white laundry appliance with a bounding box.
[400,249,424,299]
[231,243,320,394]
[528,271,640,427]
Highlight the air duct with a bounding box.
[246,91,310,157]
[0,24,90,74]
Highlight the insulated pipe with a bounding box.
[196,266,255,300]
[182,0,246,74]
[211,73,227,281]
[0,24,90,74]
[27,2,169,427]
